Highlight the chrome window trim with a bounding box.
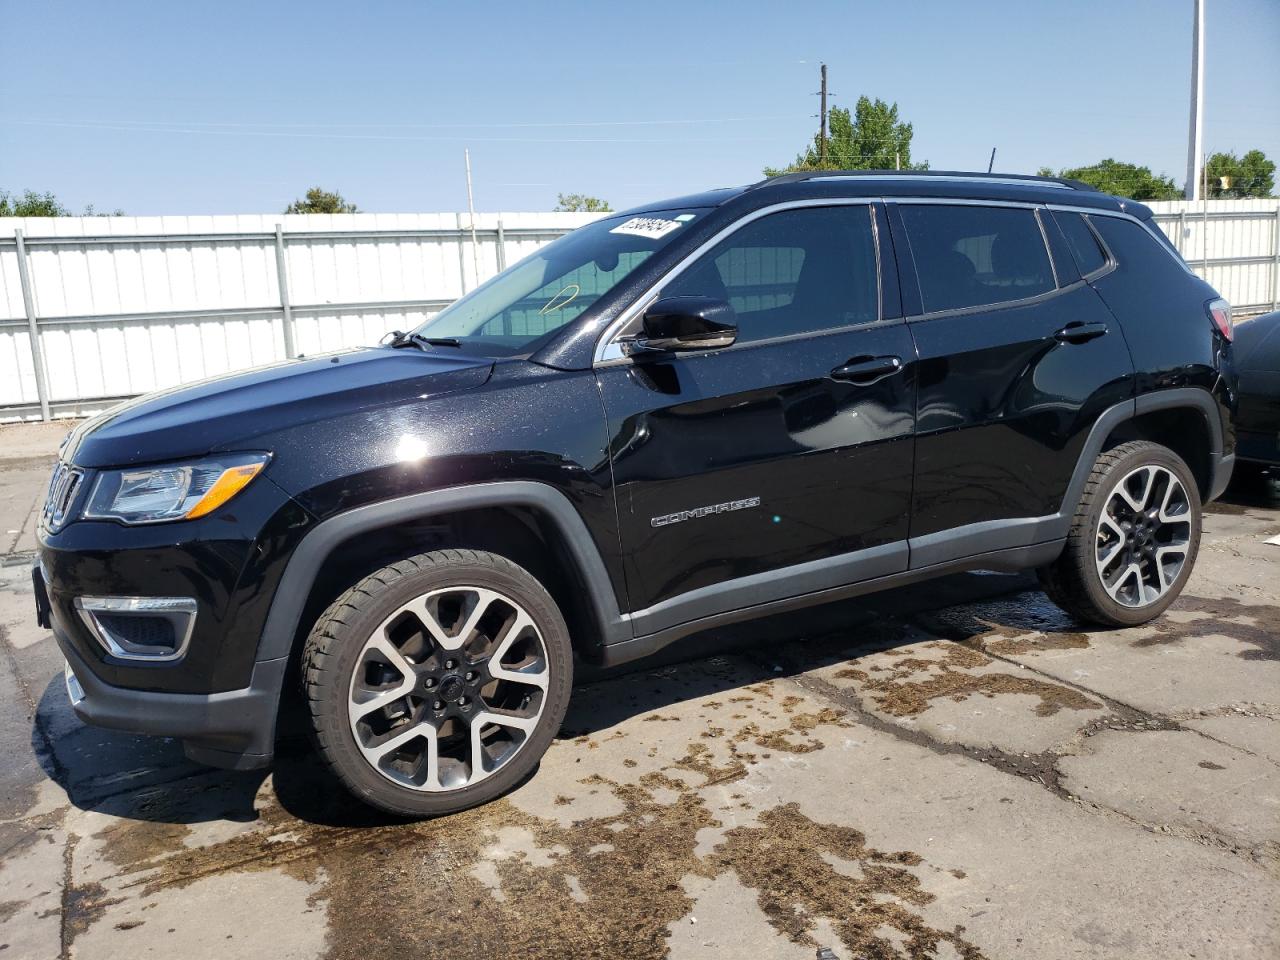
[593,195,1188,363]
[598,314,908,368]
[1079,215,1118,281]
[1045,203,1196,276]
[1035,208,1060,289]
[73,596,198,663]
[906,280,1077,324]
[593,197,878,365]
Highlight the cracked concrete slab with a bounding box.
[1184,712,1280,763]
[1059,728,1280,854]
[0,423,1277,960]
[71,866,328,958]
[812,632,1109,755]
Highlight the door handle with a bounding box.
[1054,321,1108,344]
[829,355,903,384]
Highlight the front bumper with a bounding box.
[57,625,286,770]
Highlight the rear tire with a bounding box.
[1039,441,1201,627]
[302,549,573,818]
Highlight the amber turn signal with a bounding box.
[184,462,266,519]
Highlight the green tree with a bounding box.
[1205,149,1275,198]
[284,187,358,214]
[555,193,612,212]
[1046,159,1181,201]
[765,96,927,176]
[0,189,70,217]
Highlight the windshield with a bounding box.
[408,208,708,355]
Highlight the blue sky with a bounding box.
[1,0,1277,215]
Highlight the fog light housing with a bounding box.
[74,596,197,662]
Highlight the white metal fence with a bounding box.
[0,212,599,421]
[1146,199,1280,316]
[2,199,1278,422]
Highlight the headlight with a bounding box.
[84,453,269,524]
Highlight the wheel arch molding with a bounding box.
[256,481,630,669]
[1111,387,1232,502]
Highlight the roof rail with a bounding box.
[747,169,1094,192]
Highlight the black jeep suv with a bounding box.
[35,171,1236,817]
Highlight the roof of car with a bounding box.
[621,170,1150,219]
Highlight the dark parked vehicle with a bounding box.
[34,171,1236,817]
[1232,309,1280,473]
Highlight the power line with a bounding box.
[0,118,785,145]
[7,114,800,131]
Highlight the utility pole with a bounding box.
[817,63,829,166]
[1185,0,1205,200]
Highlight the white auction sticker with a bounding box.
[609,216,683,240]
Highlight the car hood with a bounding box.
[63,347,494,468]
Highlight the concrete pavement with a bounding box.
[0,423,1276,959]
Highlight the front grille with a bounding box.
[43,462,84,532]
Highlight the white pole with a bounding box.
[1185,0,1205,200]
[1202,154,1209,272]
[464,147,481,286]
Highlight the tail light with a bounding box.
[1207,298,1233,341]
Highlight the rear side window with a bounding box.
[1053,211,1109,276]
[900,205,1055,313]
[660,205,878,343]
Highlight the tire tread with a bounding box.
[300,548,569,817]
[1039,440,1200,626]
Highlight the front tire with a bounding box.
[1039,441,1202,627]
[302,549,573,818]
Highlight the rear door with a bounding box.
[596,202,918,636]
[889,200,1133,566]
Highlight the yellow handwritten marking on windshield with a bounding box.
[540,283,580,315]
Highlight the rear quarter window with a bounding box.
[1053,211,1109,276]
[900,204,1055,313]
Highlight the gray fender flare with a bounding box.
[255,481,630,666]
[1056,387,1228,526]
[1061,386,1229,513]
[909,387,1230,568]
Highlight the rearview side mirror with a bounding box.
[627,296,738,356]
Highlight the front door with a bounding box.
[596,203,918,637]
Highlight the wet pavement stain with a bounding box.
[76,751,981,959]
[711,804,984,960]
[672,741,749,786]
[62,878,122,946]
[1137,594,1280,661]
[94,818,192,870]
[835,645,1099,718]
[915,595,1092,656]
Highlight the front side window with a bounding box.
[900,204,1055,313]
[411,208,707,355]
[658,205,879,343]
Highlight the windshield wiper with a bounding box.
[387,331,462,350]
